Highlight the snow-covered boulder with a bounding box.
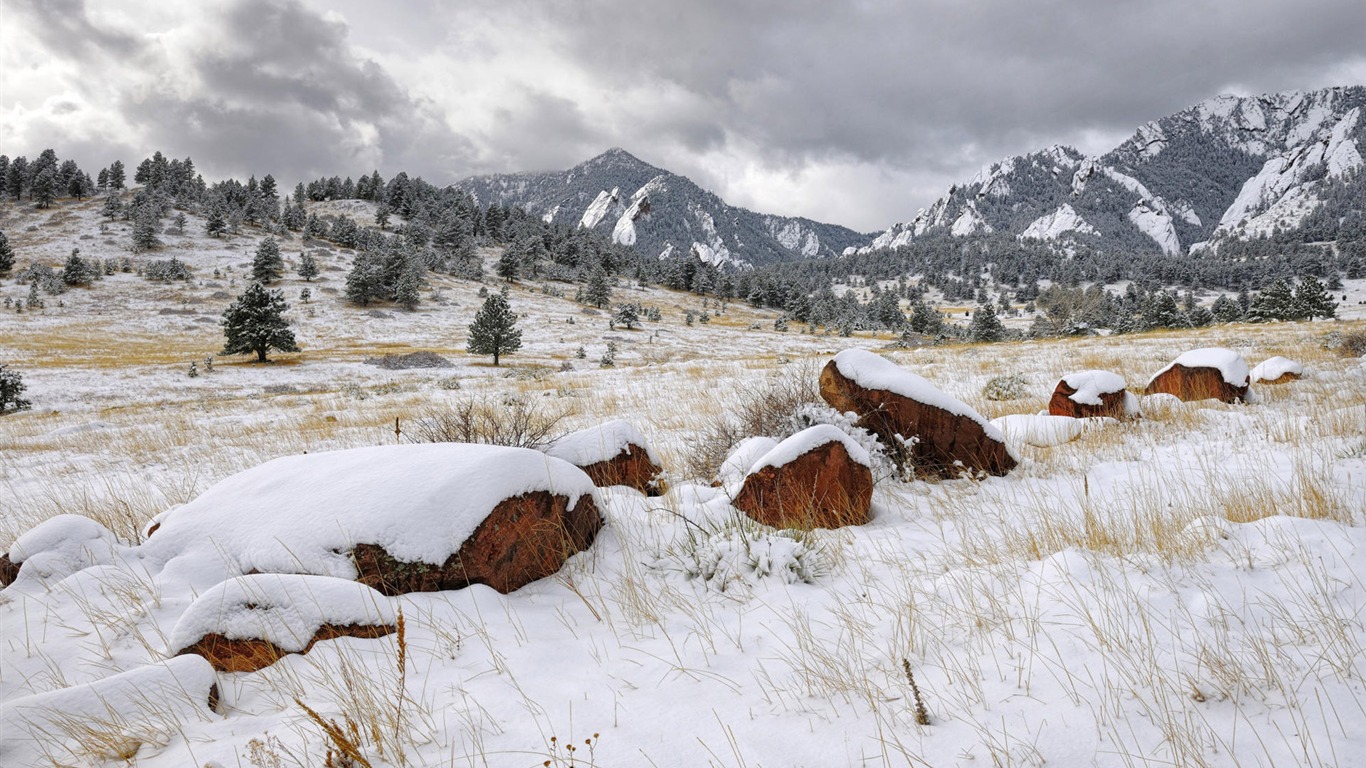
[545,419,664,495]
[1250,356,1303,384]
[1048,370,1138,419]
[169,574,396,672]
[716,436,781,488]
[990,414,1087,448]
[1144,348,1251,403]
[144,444,603,595]
[819,349,1017,477]
[0,656,219,766]
[0,514,122,590]
[734,425,874,530]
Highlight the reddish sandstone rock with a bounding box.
[351,491,603,595]
[1144,348,1250,403]
[546,420,665,495]
[734,426,873,530]
[0,554,18,587]
[1048,370,1137,419]
[168,574,398,673]
[1251,356,1303,385]
[820,350,1016,478]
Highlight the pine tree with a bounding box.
[393,256,424,310]
[967,303,1006,342]
[909,300,943,335]
[0,230,13,276]
[1292,275,1336,321]
[107,160,125,190]
[220,283,299,363]
[131,205,160,252]
[1246,279,1295,322]
[583,264,613,308]
[613,302,640,330]
[101,194,123,220]
[298,252,319,281]
[62,249,96,286]
[31,167,57,208]
[0,363,31,413]
[251,237,284,284]
[344,253,385,306]
[1210,295,1243,324]
[205,206,227,238]
[466,289,521,366]
[1142,291,1181,329]
[496,248,519,282]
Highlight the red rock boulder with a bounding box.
[1048,370,1137,419]
[820,349,1017,478]
[169,574,397,673]
[1144,348,1250,403]
[734,426,873,530]
[545,419,665,495]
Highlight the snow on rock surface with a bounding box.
[950,202,992,236]
[1251,356,1303,382]
[143,444,598,584]
[2,514,122,589]
[1152,348,1250,387]
[748,425,872,473]
[579,188,618,229]
[829,349,995,430]
[546,419,660,466]
[1127,201,1181,256]
[1020,204,1099,240]
[990,414,1086,447]
[0,656,219,767]
[1061,370,1128,406]
[168,573,395,656]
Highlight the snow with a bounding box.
[1251,356,1303,382]
[611,200,640,246]
[0,656,219,767]
[578,188,618,229]
[990,414,1085,447]
[830,349,999,434]
[167,573,396,655]
[1020,204,1098,240]
[545,418,661,466]
[1149,347,1250,387]
[949,201,992,237]
[716,436,780,485]
[540,204,560,224]
[768,218,820,256]
[5,514,121,590]
[143,444,598,582]
[1060,369,1128,406]
[747,424,872,472]
[1127,201,1181,256]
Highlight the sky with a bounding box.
[3,0,1364,232]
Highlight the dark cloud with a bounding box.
[4,0,1363,228]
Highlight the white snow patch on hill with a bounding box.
[1128,201,1181,256]
[1021,204,1099,240]
[579,188,618,229]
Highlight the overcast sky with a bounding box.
[3,0,1364,231]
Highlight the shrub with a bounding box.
[407,395,572,449]
[144,258,191,282]
[982,373,1029,401]
[686,363,823,479]
[0,363,32,413]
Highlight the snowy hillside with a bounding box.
[2,193,1365,767]
[854,86,1366,257]
[455,148,869,267]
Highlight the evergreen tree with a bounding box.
[393,255,424,310]
[1210,295,1243,324]
[1246,279,1295,322]
[466,289,521,366]
[251,237,284,284]
[613,302,640,330]
[220,283,299,363]
[1292,275,1336,320]
[62,249,96,286]
[909,300,943,335]
[583,264,613,308]
[967,303,1007,342]
[344,253,385,305]
[0,230,13,276]
[107,160,125,190]
[1142,291,1181,329]
[205,206,228,238]
[0,363,31,413]
[131,206,160,251]
[101,194,123,220]
[298,252,319,281]
[496,248,520,282]
[31,167,57,208]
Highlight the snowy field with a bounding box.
[2,198,1366,767]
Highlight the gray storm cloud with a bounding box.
[2,0,1363,230]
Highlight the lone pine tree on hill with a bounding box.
[220,283,299,363]
[252,237,284,284]
[466,288,521,366]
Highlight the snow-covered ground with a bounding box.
[2,197,1365,767]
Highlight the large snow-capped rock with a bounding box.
[142,444,604,595]
[455,148,866,267]
[853,86,1366,257]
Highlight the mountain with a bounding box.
[453,148,869,268]
[852,86,1366,257]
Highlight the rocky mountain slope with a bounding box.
[854,86,1366,257]
[454,148,868,268]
